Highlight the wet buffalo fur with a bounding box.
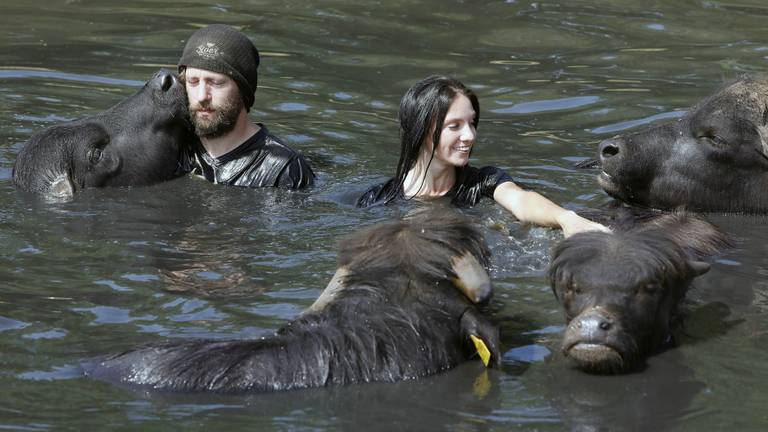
[548,213,729,374]
[88,213,500,393]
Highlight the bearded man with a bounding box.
[178,24,314,189]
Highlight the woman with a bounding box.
[356,75,608,238]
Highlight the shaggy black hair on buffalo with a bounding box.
[88,212,498,393]
[549,214,727,299]
[548,213,728,373]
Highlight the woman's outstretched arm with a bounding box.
[493,181,609,238]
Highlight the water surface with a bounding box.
[2,1,768,430]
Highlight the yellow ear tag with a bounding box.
[470,334,491,367]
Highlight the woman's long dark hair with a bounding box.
[382,76,480,204]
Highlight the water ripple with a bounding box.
[0,316,29,332]
[73,306,154,325]
[0,69,143,87]
[589,110,686,134]
[491,96,600,115]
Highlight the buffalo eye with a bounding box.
[709,135,728,147]
[567,283,582,295]
[639,282,660,295]
[698,130,728,148]
[88,147,104,165]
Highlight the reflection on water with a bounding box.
[2,0,768,430]
[536,351,707,432]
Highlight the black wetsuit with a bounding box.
[356,165,513,208]
[188,124,314,189]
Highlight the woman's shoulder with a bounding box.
[458,165,513,187]
[356,178,398,208]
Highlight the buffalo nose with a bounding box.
[159,72,174,92]
[599,139,620,162]
[573,313,614,337]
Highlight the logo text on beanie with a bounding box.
[196,42,223,59]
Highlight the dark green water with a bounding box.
[2,0,768,430]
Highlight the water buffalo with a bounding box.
[548,213,727,373]
[596,77,768,212]
[87,213,501,393]
[12,69,193,198]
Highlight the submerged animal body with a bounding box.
[12,69,193,198]
[88,213,500,393]
[596,77,768,212]
[548,214,727,373]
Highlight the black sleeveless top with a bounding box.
[356,165,513,208]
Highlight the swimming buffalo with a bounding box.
[88,213,501,393]
[12,69,193,198]
[548,213,727,373]
[596,77,768,212]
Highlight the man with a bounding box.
[178,24,314,189]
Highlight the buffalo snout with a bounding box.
[596,137,633,200]
[569,308,616,339]
[154,70,175,92]
[562,307,630,374]
[598,138,621,163]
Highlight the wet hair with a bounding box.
[382,76,480,203]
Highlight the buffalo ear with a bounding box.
[460,308,501,367]
[689,260,711,276]
[50,174,75,199]
[451,252,492,304]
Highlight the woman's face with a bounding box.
[427,93,477,168]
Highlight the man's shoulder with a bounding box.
[253,128,315,189]
[262,132,306,160]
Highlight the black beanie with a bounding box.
[178,24,260,111]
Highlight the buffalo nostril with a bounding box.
[600,141,619,159]
[599,321,612,331]
[160,73,173,92]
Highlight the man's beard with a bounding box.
[189,96,243,139]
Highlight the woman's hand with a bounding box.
[556,210,611,238]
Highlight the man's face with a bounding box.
[183,67,243,139]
